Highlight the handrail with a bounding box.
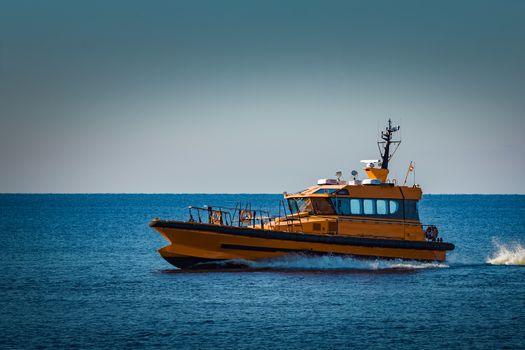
[188,204,275,229]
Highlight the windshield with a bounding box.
[288,198,313,213]
[288,198,335,215]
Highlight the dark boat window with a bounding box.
[363,199,375,215]
[336,189,349,195]
[288,198,313,213]
[404,200,419,220]
[330,198,352,215]
[289,198,336,215]
[314,188,339,194]
[376,200,388,215]
[312,198,336,215]
[389,200,400,214]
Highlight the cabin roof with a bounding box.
[300,185,345,195]
[287,183,422,200]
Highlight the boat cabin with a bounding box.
[285,183,421,221]
[275,179,425,241]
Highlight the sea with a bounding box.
[1,194,524,349]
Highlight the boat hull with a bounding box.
[150,220,455,269]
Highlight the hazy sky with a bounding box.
[1,0,524,193]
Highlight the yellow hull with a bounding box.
[150,220,454,269]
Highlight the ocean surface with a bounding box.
[1,194,524,349]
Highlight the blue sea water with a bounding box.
[1,194,524,349]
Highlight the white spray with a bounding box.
[486,241,525,266]
[240,254,448,270]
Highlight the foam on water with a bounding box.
[237,254,448,270]
[486,241,525,265]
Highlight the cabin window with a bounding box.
[376,200,388,215]
[312,198,337,215]
[336,189,349,195]
[341,198,351,215]
[288,198,313,213]
[330,198,361,215]
[404,200,419,221]
[318,197,409,219]
[330,198,349,215]
[314,188,338,194]
[290,198,336,215]
[350,199,362,215]
[363,199,375,215]
[389,200,399,214]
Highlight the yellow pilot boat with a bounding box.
[150,120,454,268]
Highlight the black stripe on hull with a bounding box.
[222,243,314,253]
[150,220,455,251]
[162,256,231,269]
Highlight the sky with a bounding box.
[1,0,524,194]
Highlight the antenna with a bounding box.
[377,118,401,170]
[335,171,343,183]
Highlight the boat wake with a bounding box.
[160,255,449,273]
[486,241,525,266]
[236,254,448,271]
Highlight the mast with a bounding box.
[378,119,401,170]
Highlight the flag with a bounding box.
[403,162,415,186]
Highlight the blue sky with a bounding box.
[1,0,524,193]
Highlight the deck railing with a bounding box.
[187,204,276,230]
